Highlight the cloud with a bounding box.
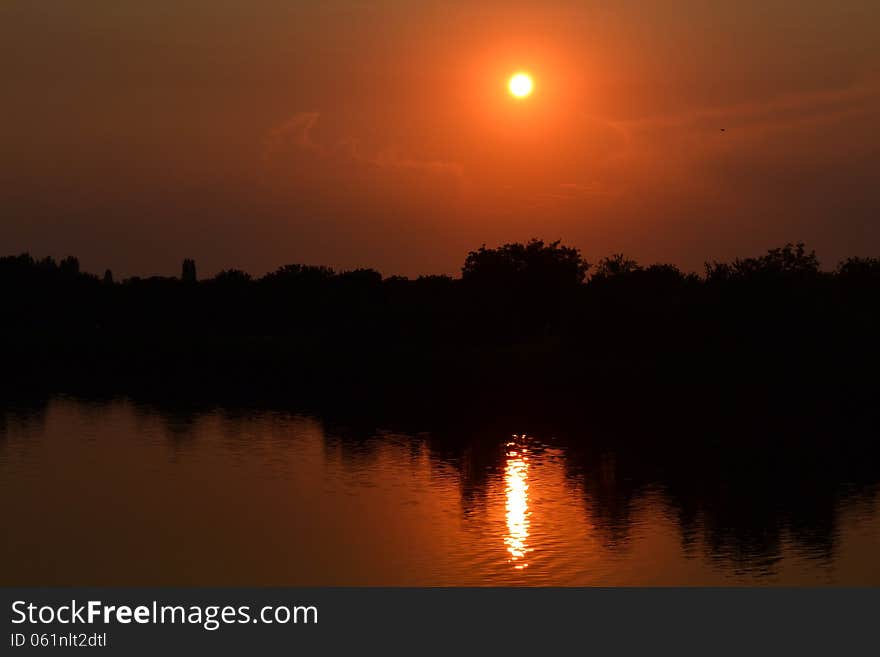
[263,112,462,180]
[568,75,880,201]
[263,112,323,158]
[371,148,463,178]
[609,76,880,140]
[558,182,618,196]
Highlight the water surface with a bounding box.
[1,397,878,585]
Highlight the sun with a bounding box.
[508,72,534,99]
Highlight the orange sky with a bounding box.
[1,1,878,277]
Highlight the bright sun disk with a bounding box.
[508,73,534,99]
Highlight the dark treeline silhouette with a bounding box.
[2,240,879,432]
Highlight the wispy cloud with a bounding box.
[610,76,880,136]
[263,112,323,158]
[264,112,462,179]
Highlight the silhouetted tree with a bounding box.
[103,269,114,285]
[461,239,590,336]
[705,242,820,284]
[338,268,382,286]
[261,263,334,286]
[181,258,197,284]
[60,256,80,276]
[462,239,590,288]
[835,256,880,281]
[590,253,641,282]
[211,269,251,285]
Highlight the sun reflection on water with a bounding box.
[504,435,532,569]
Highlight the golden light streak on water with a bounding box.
[504,436,532,569]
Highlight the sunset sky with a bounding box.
[2,1,878,277]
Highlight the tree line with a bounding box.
[1,240,878,419]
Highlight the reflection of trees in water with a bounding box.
[561,426,880,575]
[437,440,498,519]
[315,413,880,576]
[320,423,504,519]
[4,393,879,577]
[209,406,880,575]
[573,450,643,548]
[0,395,51,442]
